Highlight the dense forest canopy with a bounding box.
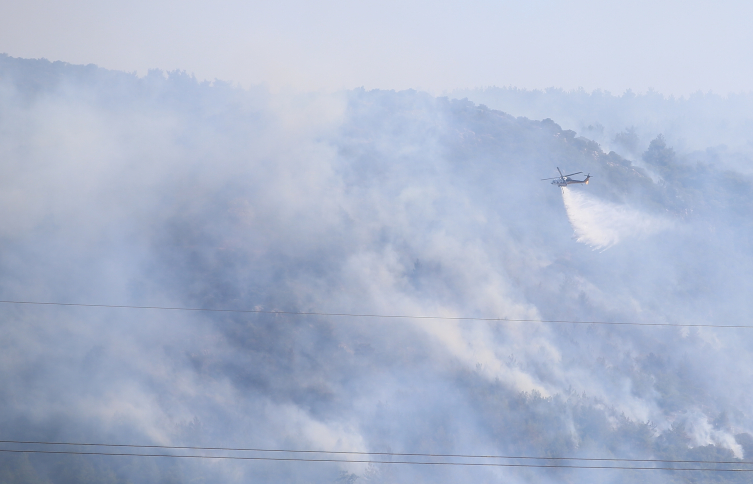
[1,55,752,483]
[453,86,753,176]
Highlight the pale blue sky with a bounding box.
[1,0,751,95]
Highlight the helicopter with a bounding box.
[542,167,591,187]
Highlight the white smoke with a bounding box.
[561,186,673,250]
[4,57,753,483]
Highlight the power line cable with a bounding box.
[0,300,748,329]
[2,440,752,466]
[0,448,749,471]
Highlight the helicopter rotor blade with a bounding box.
[541,177,560,180]
[563,171,583,177]
[557,167,564,177]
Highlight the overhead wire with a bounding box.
[0,300,749,328]
[0,448,751,472]
[1,439,752,466]
[2,300,749,473]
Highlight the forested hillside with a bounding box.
[1,55,752,483]
[453,86,753,177]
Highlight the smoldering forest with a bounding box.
[1,55,753,484]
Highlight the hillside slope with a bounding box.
[1,55,752,483]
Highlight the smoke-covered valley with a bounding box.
[1,55,753,483]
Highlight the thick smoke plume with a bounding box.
[1,56,753,484]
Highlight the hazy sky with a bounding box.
[2,1,752,96]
